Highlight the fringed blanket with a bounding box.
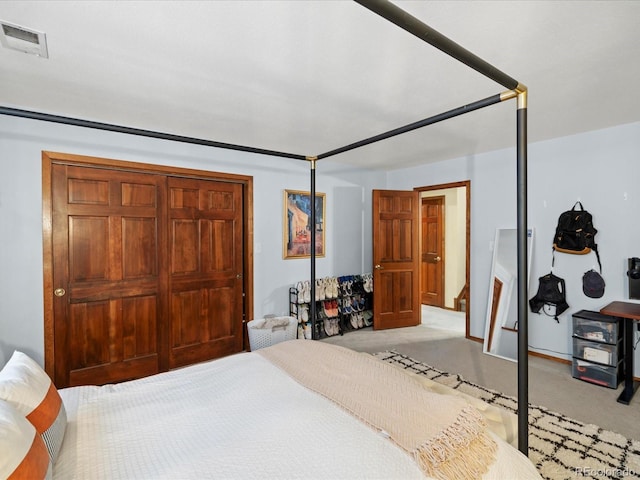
[258,340,496,480]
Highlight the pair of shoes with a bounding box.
[315,276,340,300]
[296,281,311,303]
[340,298,353,314]
[363,310,373,327]
[323,299,338,317]
[303,323,312,340]
[297,324,304,339]
[325,277,339,299]
[339,277,353,296]
[348,312,365,329]
[350,313,359,329]
[324,318,340,336]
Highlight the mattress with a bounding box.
[54,343,541,479]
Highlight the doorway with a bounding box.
[415,181,470,337]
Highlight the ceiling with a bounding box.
[1,1,639,170]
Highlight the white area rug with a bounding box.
[374,351,640,480]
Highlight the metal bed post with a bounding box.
[308,157,318,339]
[516,86,529,452]
[353,0,530,455]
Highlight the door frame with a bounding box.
[42,151,254,376]
[414,181,470,338]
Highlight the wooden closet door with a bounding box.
[51,165,167,387]
[168,177,244,369]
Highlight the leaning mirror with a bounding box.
[483,228,534,362]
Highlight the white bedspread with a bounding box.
[55,348,541,479]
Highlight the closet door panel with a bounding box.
[168,178,244,369]
[122,217,158,278]
[52,165,166,387]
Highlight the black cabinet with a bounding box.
[572,310,623,388]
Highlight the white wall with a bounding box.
[3,113,639,375]
[0,115,385,365]
[388,121,640,374]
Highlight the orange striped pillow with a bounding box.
[0,400,52,479]
[0,351,67,463]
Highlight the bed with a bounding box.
[1,341,540,479]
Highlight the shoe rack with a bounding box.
[289,274,373,340]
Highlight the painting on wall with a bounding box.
[283,189,326,259]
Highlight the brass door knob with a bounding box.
[434,256,441,262]
[54,288,66,297]
[374,264,383,270]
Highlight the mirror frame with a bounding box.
[483,228,534,362]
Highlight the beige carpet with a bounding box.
[321,321,640,443]
[375,351,640,480]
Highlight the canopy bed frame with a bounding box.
[0,0,530,453]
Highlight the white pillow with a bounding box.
[0,399,52,479]
[0,351,67,462]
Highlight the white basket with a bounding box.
[247,316,298,351]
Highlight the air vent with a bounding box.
[0,20,48,58]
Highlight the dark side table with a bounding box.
[600,301,640,404]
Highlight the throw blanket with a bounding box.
[258,340,496,480]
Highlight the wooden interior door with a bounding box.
[51,164,167,387]
[167,177,244,369]
[372,189,420,329]
[421,196,444,306]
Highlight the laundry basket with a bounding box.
[247,316,298,351]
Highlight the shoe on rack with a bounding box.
[296,281,304,303]
[343,302,352,314]
[324,318,332,337]
[357,312,364,328]
[297,324,304,339]
[350,313,359,329]
[359,297,366,311]
[322,300,331,318]
[304,323,312,340]
[337,277,346,296]
[352,298,361,312]
[303,280,311,303]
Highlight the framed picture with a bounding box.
[283,189,326,259]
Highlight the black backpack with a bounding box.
[553,201,601,272]
[529,272,569,322]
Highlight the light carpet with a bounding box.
[374,351,640,480]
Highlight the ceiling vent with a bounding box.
[0,20,48,58]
